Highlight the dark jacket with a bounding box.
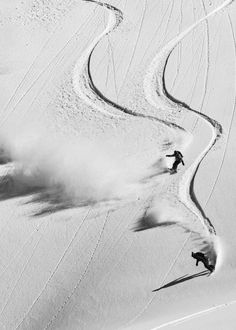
[166,150,185,165]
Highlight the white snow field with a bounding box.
[0,0,236,329]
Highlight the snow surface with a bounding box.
[0,0,236,329]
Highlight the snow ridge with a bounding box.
[73,0,187,135]
[75,0,235,263]
[72,0,124,119]
[144,0,234,240]
[43,1,235,328]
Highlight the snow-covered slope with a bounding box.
[0,0,236,329]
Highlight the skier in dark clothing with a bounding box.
[166,150,185,173]
[191,252,215,273]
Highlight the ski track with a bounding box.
[73,0,124,119]
[118,0,147,96]
[15,207,92,329]
[144,0,234,238]
[173,32,205,104]
[108,38,119,101]
[0,27,60,127]
[192,0,197,58]
[8,12,103,129]
[151,299,236,329]
[170,0,183,91]
[36,2,186,327]
[187,37,205,105]
[0,2,87,128]
[0,220,45,280]
[0,224,46,321]
[74,0,188,141]
[191,0,210,131]
[74,2,235,328]
[140,0,173,65]
[0,219,50,329]
[161,0,175,45]
[120,0,234,327]
[44,211,110,330]
[2,0,233,328]
[0,8,96,129]
[204,12,236,207]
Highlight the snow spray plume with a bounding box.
[0,129,145,205]
[135,201,223,272]
[200,235,224,274]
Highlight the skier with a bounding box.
[166,150,185,173]
[191,252,215,273]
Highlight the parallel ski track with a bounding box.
[26,0,235,329]
[44,211,110,330]
[73,0,187,136]
[118,0,148,96]
[0,7,96,129]
[205,12,236,207]
[191,0,211,131]
[0,222,47,320]
[144,0,234,239]
[15,207,92,329]
[170,0,183,91]
[122,0,235,327]
[73,0,125,119]
[81,0,232,286]
[40,1,186,328]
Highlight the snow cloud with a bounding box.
[0,128,144,207]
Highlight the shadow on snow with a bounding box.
[0,156,169,217]
[0,173,94,217]
[152,270,210,292]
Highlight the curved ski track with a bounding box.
[122,0,234,327]
[73,0,187,136]
[44,0,235,328]
[73,0,124,119]
[144,0,234,237]
[78,0,235,246]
